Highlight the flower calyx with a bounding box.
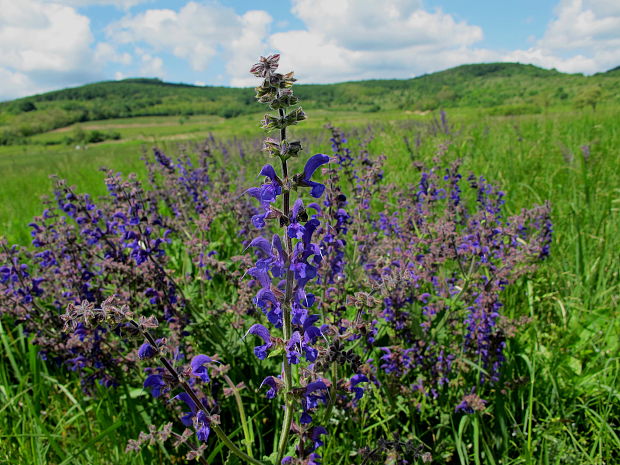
[261,107,307,132]
[263,138,303,160]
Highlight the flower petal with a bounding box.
[303,154,330,180]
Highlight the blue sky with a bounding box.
[1,0,619,100]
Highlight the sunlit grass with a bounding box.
[1,106,618,464]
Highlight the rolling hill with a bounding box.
[1,62,619,145]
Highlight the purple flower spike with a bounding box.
[301,154,330,198]
[247,323,273,359]
[190,354,212,383]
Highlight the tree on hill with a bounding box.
[575,86,603,111]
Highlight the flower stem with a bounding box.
[223,374,254,458]
[275,108,295,465]
[135,323,265,465]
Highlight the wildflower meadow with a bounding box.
[0,55,618,465]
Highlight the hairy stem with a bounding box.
[275,107,295,465]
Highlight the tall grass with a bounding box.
[1,107,618,464]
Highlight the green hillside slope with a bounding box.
[1,62,619,145]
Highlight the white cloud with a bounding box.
[503,0,620,74]
[0,68,38,100]
[139,52,165,77]
[0,0,94,72]
[227,10,273,86]
[0,0,108,100]
[291,0,481,52]
[261,0,489,83]
[59,0,152,9]
[95,42,132,65]
[107,2,266,72]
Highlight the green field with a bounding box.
[1,89,619,464]
[0,108,435,243]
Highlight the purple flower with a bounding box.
[190,354,212,383]
[175,392,197,426]
[309,426,328,452]
[260,375,282,399]
[350,374,368,400]
[254,288,283,327]
[286,331,302,364]
[288,199,307,239]
[246,323,273,360]
[455,392,487,414]
[297,154,330,198]
[195,410,211,442]
[143,374,165,398]
[248,235,285,278]
[301,380,329,424]
[138,342,157,360]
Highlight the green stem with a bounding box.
[321,363,338,425]
[223,374,254,458]
[211,424,264,465]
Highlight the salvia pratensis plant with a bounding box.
[0,53,556,464]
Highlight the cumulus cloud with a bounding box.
[0,0,94,72]
[503,0,620,73]
[0,68,37,100]
[59,0,152,9]
[3,0,619,100]
[95,42,133,65]
[107,2,272,74]
[104,0,490,87]
[138,51,165,77]
[0,0,113,100]
[291,0,481,52]
[261,0,489,83]
[227,10,274,87]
